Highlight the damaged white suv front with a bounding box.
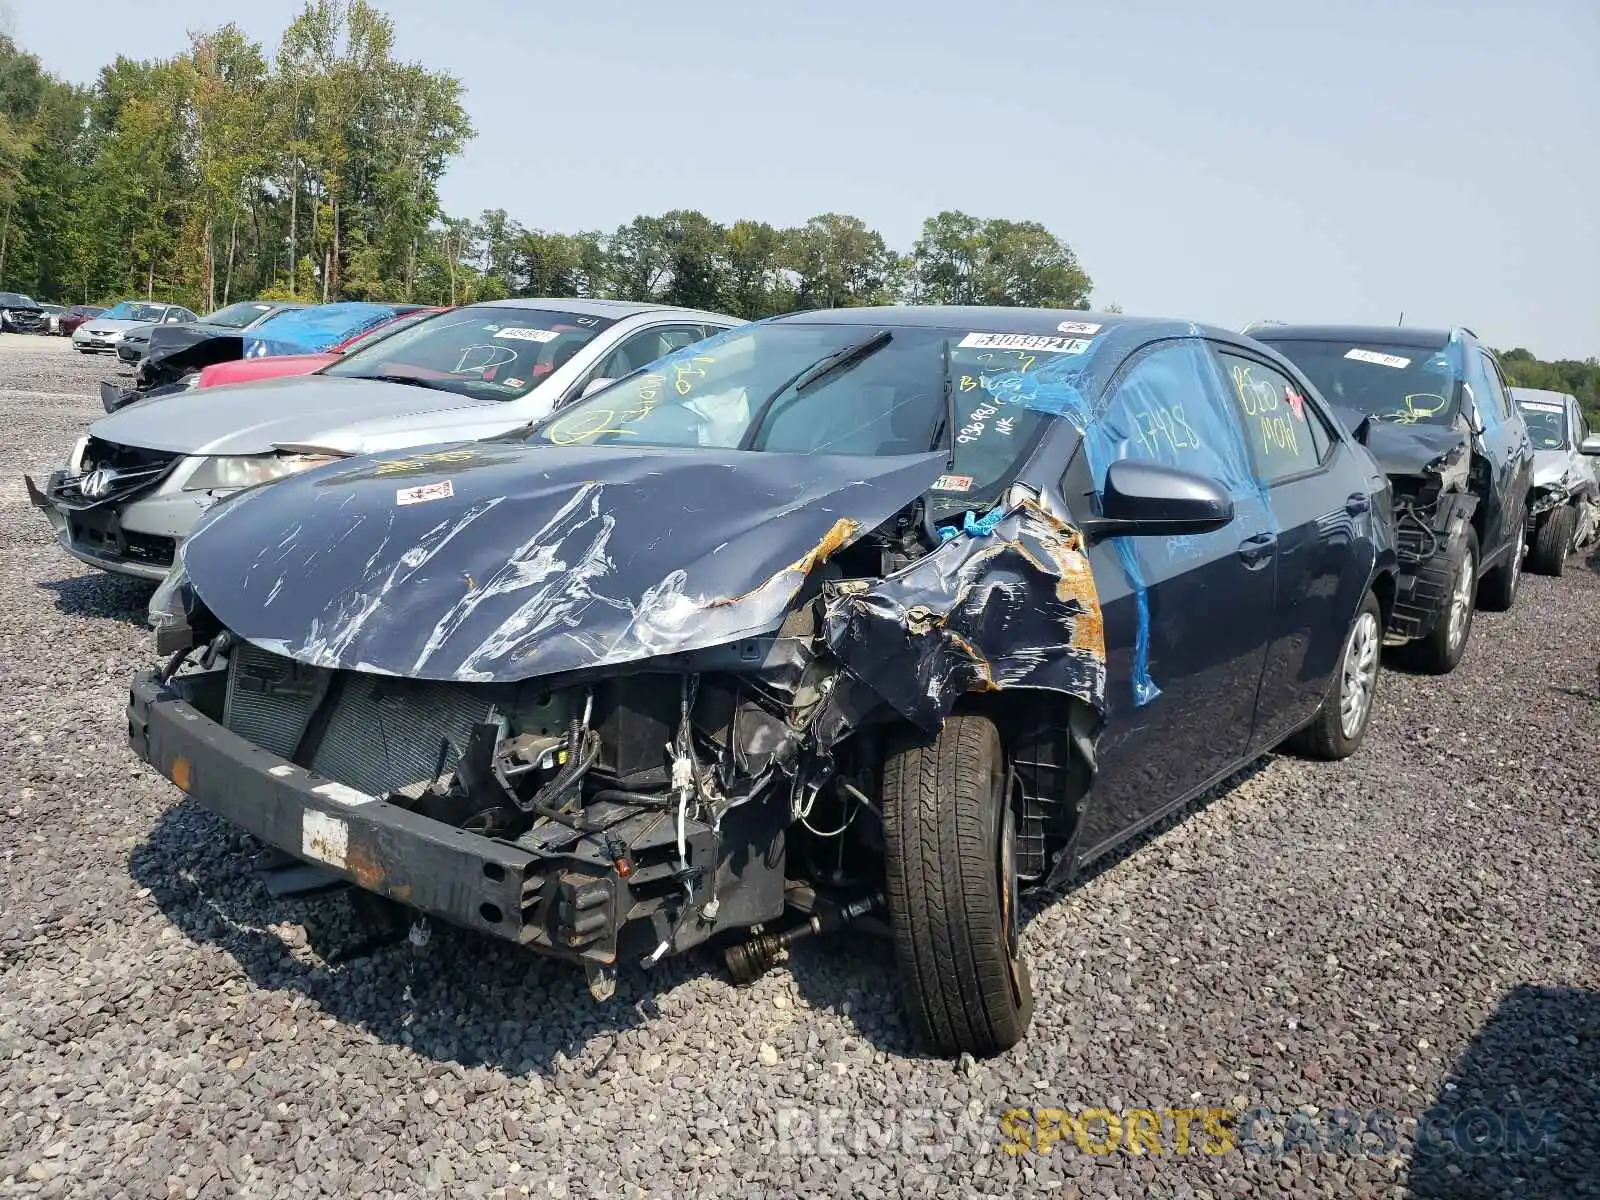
[1514,387,1600,575]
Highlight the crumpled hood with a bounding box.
[1530,449,1575,490]
[1337,405,1468,477]
[181,442,948,682]
[88,375,487,455]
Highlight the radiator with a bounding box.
[223,643,499,800]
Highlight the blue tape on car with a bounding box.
[936,505,1008,543]
[243,302,408,358]
[1000,335,1275,708]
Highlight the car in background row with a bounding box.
[28,299,740,580]
[103,301,428,411]
[130,307,1398,1057]
[0,292,48,334]
[115,300,307,367]
[1250,325,1532,674]
[188,306,448,391]
[73,301,199,354]
[1513,387,1600,575]
[38,303,66,333]
[56,305,106,338]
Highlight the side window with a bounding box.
[1090,340,1257,494]
[589,324,708,384]
[1480,352,1513,420]
[1215,351,1326,483]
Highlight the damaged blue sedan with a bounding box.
[132,309,1397,1057]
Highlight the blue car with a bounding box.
[104,301,426,411]
[131,308,1398,1057]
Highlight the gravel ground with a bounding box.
[1,331,1596,1199]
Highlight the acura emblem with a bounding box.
[79,468,118,499]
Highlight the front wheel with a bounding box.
[1527,505,1576,576]
[1397,528,1479,675]
[1283,590,1383,760]
[881,714,1032,1057]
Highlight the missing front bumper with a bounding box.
[127,670,731,966]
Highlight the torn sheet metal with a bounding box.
[179,441,948,682]
[819,497,1106,733]
[976,334,1273,707]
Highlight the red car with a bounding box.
[57,305,107,337]
[191,306,448,390]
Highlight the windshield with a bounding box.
[529,322,1061,516]
[323,306,619,400]
[201,301,275,328]
[0,292,36,307]
[1517,401,1567,450]
[101,301,168,322]
[1260,338,1460,425]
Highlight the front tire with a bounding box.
[1283,589,1383,760]
[881,714,1032,1057]
[1527,505,1576,576]
[1397,528,1478,675]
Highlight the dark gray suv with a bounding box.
[1250,325,1533,674]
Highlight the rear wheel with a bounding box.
[1478,519,1524,611]
[1397,528,1478,675]
[881,714,1032,1057]
[1527,505,1576,576]
[1283,590,1383,760]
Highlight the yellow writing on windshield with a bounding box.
[548,390,661,446]
[1389,393,1448,425]
[673,355,716,396]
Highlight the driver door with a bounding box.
[1068,339,1277,861]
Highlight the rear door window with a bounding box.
[1214,350,1328,483]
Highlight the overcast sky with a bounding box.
[11,0,1597,359]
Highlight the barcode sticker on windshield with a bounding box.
[495,327,559,343]
[959,332,1093,354]
[1345,348,1411,369]
[1520,401,1563,413]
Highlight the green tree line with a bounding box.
[1497,348,1600,426]
[0,1,1092,319]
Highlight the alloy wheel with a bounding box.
[1340,611,1381,738]
[1446,549,1475,652]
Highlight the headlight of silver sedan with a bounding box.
[182,452,342,492]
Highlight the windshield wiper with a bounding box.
[361,373,451,391]
[938,336,957,467]
[739,330,894,450]
[792,328,892,392]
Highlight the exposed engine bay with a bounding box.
[1354,415,1477,641]
[141,449,1106,998]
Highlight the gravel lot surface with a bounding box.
[0,331,1596,1199]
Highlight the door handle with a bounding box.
[1237,532,1276,568]
[1345,492,1371,515]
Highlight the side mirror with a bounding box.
[1579,435,1600,457]
[580,377,614,400]
[1078,459,1235,543]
